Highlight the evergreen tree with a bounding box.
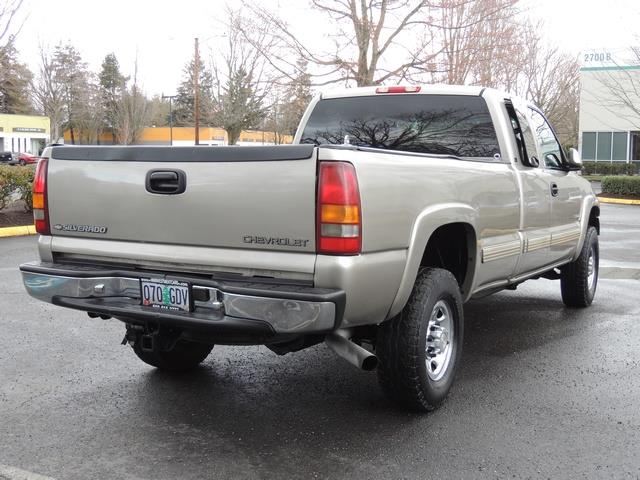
[214,67,266,145]
[52,44,90,144]
[0,39,33,114]
[173,50,215,127]
[147,95,170,127]
[98,53,127,143]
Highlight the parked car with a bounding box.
[0,151,17,165]
[17,152,39,165]
[20,85,599,411]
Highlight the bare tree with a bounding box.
[263,58,313,143]
[75,76,103,144]
[114,59,148,145]
[212,9,271,145]
[433,0,520,86]
[0,0,23,47]
[31,45,65,142]
[517,20,580,147]
[243,0,437,87]
[435,8,579,146]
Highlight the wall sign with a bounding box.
[12,127,46,133]
[582,47,639,68]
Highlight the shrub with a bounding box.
[0,165,36,212]
[601,176,640,197]
[12,165,36,211]
[0,165,15,210]
[582,161,637,176]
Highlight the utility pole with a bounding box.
[161,94,177,146]
[194,37,200,146]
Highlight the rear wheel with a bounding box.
[132,337,213,372]
[561,226,599,308]
[376,267,464,411]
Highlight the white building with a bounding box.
[578,48,640,167]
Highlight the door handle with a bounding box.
[550,182,559,197]
[146,169,187,195]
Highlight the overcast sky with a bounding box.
[11,0,640,97]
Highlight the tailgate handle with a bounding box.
[146,170,186,195]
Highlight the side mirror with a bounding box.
[566,148,582,171]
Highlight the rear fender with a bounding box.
[386,203,478,319]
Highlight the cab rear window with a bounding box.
[300,94,500,158]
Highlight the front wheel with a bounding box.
[560,226,599,308]
[132,337,213,372]
[376,267,464,411]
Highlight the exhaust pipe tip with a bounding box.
[325,331,378,371]
[361,354,378,371]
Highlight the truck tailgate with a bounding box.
[46,146,317,254]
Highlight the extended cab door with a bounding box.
[528,108,583,264]
[505,101,552,276]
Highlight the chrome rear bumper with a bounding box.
[20,262,344,336]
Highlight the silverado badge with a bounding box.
[53,224,108,234]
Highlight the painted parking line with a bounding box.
[0,225,36,238]
[0,464,56,480]
[598,196,640,205]
[599,266,640,280]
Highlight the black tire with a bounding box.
[133,339,213,372]
[561,226,599,308]
[376,267,464,411]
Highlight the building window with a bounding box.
[612,132,628,161]
[583,131,628,161]
[596,132,612,160]
[582,132,596,160]
[630,132,640,161]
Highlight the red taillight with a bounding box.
[317,162,361,255]
[375,85,421,94]
[33,158,50,235]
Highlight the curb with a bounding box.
[597,197,640,205]
[0,225,36,238]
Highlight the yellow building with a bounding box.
[0,114,50,154]
[64,127,293,146]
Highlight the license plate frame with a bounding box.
[140,278,192,312]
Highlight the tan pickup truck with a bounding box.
[20,85,599,411]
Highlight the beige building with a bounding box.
[0,114,51,155]
[578,48,640,166]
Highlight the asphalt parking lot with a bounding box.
[1,204,639,479]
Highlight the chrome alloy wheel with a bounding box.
[587,245,598,292]
[425,299,454,381]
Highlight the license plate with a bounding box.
[141,278,191,312]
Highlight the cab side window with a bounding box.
[516,111,540,167]
[528,109,564,169]
[505,100,539,168]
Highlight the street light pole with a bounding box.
[161,94,177,146]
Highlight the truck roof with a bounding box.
[320,84,498,99]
